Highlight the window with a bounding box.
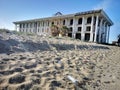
[63,20,65,25]
[78,18,82,24]
[34,22,37,27]
[38,22,40,27]
[86,26,91,31]
[26,23,28,28]
[23,24,25,28]
[69,27,73,32]
[85,33,90,41]
[52,22,54,25]
[87,17,92,24]
[70,19,73,25]
[20,24,22,28]
[78,27,82,32]
[94,17,96,25]
[30,23,32,28]
[76,33,81,40]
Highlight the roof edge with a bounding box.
[101,10,113,26]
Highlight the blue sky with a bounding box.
[0,0,120,43]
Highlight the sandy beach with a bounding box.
[0,32,120,90]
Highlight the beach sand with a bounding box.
[0,32,120,90]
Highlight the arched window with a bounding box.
[63,20,65,25]
[70,19,73,25]
[52,22,54,25]
[87,17,92,24]
[78,18,82,24]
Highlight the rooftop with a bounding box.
[13,9,113,25]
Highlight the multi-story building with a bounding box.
[13,9,113,43]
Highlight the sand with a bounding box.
[0,32,120,90]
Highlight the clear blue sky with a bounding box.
[0,0,120,43]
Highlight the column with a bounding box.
[99,19,103,43]
[104,23,108,43]
[94,15,99,42]
[25,23,27,32]
[107,25,110,43]
[103,22,106,43]
[81,16,85,41]
[19,24,21,32]
[72,17,77,38]
[15,24,17,31]
[22,23,25,32]
[65,18,69,26]
[32,22,35,33]
[28,23,31,33]
[37,22,39,34]
[21,24,23,32]
[90,15,94,42]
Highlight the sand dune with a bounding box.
[0,32,120,90]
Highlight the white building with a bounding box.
[13,9,113,43]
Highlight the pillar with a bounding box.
[36,22,39,34]
[99,19,103,43]
[104,23,108,43]
[81,16,85,41]
[72,17,77,38]
[15,24,17,31]
[65,18,69,26]
[90,15,94,42]
[32,22,34,33]
[25,23,27,32]
[103,22,106,43]
[107,25,110,43]
[22,23,24,32]
[94,15,99,42]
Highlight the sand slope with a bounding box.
[0,32,120,90]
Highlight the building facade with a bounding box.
[13,9,113,43]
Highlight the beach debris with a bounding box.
[67,75,78,83]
